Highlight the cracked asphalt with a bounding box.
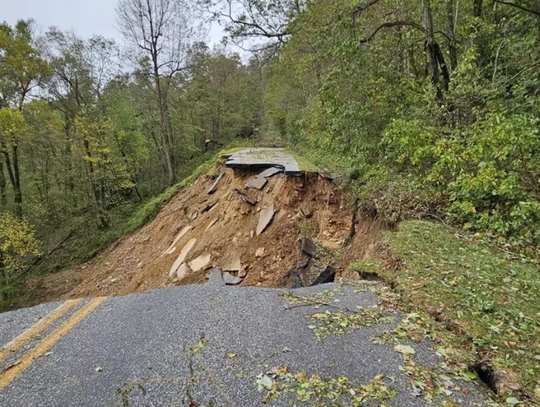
[0,283,489,406]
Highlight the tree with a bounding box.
[116,0,199,185]
[0,20,49,216]
[0,212,40,304]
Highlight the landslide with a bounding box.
[27,164,384,301]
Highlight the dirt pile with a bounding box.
[28,164,385,301]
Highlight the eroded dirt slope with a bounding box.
[28,165,385,301]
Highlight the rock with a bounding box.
[310,266,336,286]
[189,211,198,220]
[246,177,267,190]
[168,238,197,278]
[223,272,243,286]
[239,267,248,278]
[176,263,188,280]
[223,257,242,272]
[255,248,265,257]
[298,238,317,257]
[138,262,144,268]
[299,203,314,218]
[189,253,212,273]
[163,226,192,256]
[256,203,275,236]
[207,171,225,194]
[256,167,282,179]
[172,278,179,283]
[206,268,224,285]
[201,201,217,213]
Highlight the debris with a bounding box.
[201,201,217,213]
[255,248,265,258]
[233,188,256,206]
[168,239,197,278]
[299,203,314,218]
[223,272,243,285]
[285,258,312,288]
[176,263,188,281]
[189,211,198,220]
[256,204,275,236]
[257,167,282,179]
[207,171,225,194]
[246,177,268,190]
[239,266,248,278]
[206,268,224,285]
[189,253,212,273]
[162,226,192,256]
[298,237,317,257]
[320,172,339,182]
[310,266,336,286]
[223,257,242,272]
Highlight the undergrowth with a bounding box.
[350,220,540,404]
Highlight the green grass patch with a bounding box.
[378,220,540,401]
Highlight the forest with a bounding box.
[1,0,539,311]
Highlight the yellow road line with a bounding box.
[0,297,107,392]
[0,299,83,364]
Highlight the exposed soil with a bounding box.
[25,165,385,302]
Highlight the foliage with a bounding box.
[256,367,395,406]
[0,212,40,272]
[382,220,540,400]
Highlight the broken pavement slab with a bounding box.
[206,268,225,285]
[256,203,275,236]
[223,272,243,286]
[223,148,301,175]
[256,166,282,179]
[189,253,212,273]
[298,237,317,258]
[162,226,192,256]
[245,177,267,190]
[207,171,225,195]
[310,266,336,286]
[168,238,197,278]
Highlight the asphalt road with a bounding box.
[0,283,489,407]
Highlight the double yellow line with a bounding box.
[0,297,107,392]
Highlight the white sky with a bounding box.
[1,0,225,45]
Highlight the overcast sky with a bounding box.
[2,0,224,45]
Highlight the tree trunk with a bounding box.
[473,0,483,17]
[83,138,108,229]
[11,144,22,218]
[447,0,458,71]
[0,160,6,206]
[423,0,450,96]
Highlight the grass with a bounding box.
[351,220,540,404]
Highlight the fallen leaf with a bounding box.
[226,353,237,359]
[394,344,416,355]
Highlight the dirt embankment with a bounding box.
[27,166,385,301]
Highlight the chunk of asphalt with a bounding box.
[206,268,224,285]
[201,201,217,213]
[207,172,225,195]
[298,237,317,257]
[310,266,336,286]
[223,272,243,286]
[285,258,312,288]
[246,177,267,190]
[256,203,275,236]
[168,238,197,278]
[256,167,282,179]
[233,188,256,206]
[189,253,212,273]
